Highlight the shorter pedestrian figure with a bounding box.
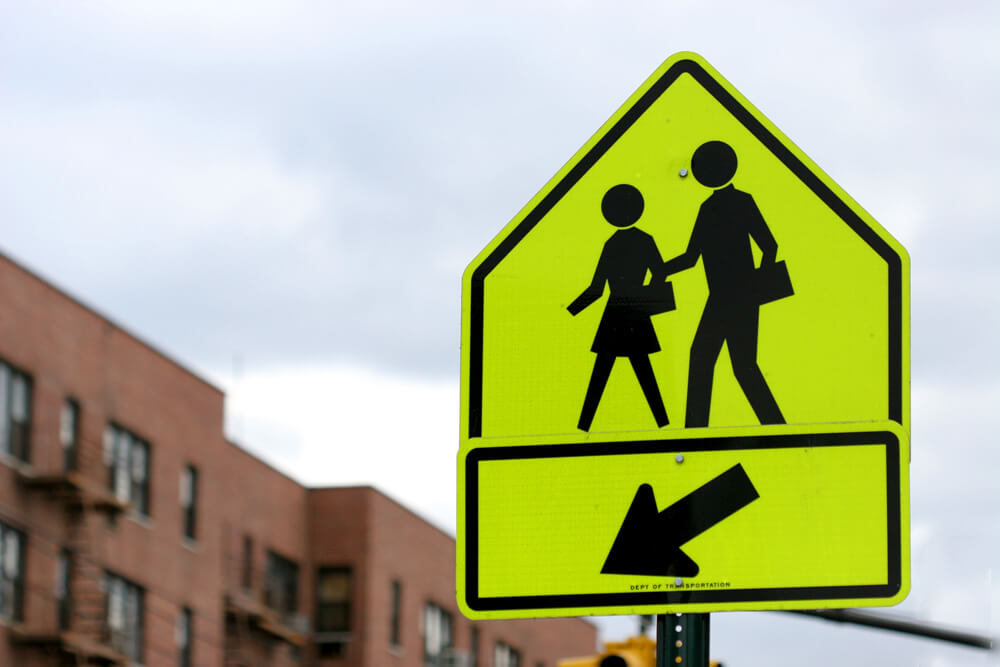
[568,184,674,432]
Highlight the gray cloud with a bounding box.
[5,1,994,382]
[2,2,999,662]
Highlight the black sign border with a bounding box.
[466,57,904,439]
[464,429,902,612]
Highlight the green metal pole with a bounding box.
[657,613,710,667]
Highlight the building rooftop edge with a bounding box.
[1,250,602,640]
[307,484,457,540]
[223,438,306,487]
[221,442,458,540]
[0,247,225,396]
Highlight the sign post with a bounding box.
[458,51,910,663]
[659,613,709,667]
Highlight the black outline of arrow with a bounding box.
[601,463,760,577]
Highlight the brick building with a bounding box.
[0,251,597,666]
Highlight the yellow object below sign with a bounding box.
[457,422,909,619]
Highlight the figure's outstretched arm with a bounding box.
[662,223,702,276]
[662,203,704,276]
[568,279,604,315]
[663,204,708,276]
[568,247,608,315]
[662,249,698,276]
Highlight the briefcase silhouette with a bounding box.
[754,260,794,305]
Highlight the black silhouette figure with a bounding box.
[568,184,674,432]
[663,141,787,427]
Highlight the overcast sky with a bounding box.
[2,1,999,665]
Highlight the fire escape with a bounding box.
[11,434,130,665]
[222,528,308,667]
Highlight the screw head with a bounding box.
[675,577,684,586]
[679,168,689,177]
[675,454,684,463]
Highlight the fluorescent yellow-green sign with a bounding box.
[458,52,910,618]
[460,52,909,439]
[459,423,909,619]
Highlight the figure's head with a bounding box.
[691,140,737,187]
[602,184,644,228]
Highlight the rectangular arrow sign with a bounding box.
[457,422,909,619]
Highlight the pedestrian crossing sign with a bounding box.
[458,51,909,618]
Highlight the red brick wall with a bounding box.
[0,253,232,666]
[0,252,598,667]
[218,441,311,609]
[309,487,598,667]
[308,487,371,665]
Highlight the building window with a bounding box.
[264,551,299,619]
[180,465,198,541]
[105,572,144,662]
[0,361,32,463]
[470,626,480,667]
[423,602,453,666]
[494,642,521,667]
[241,535,253,591]
[60,398,79,472]
[389,579,402,647]
[56,548,72,630]
[0,523,24,621]
[316,567,351,633]
[104,423,150,515]
[316,567,350,657]
[177,606,192,667]
[319,642,346,658]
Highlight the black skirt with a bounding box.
[591,300,660,355]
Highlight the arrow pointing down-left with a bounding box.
[601,463,760,577]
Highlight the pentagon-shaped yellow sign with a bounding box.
[458,52,910,619]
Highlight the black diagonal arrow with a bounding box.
[601,463,759,577]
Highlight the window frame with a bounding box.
[104,571,144,663]
[177,606,192,667]
[423,601,453,667]
[0,522,25,622]
[389,579,402,648]
[494,641,522,667]
[60,397,79,472]
[104,423,151,516]
[241,535,253,592]
[315,566,352,634]
[264,550,299,620]
[57,548,72,630]
[180,464,198,541]
[0,360,33,463]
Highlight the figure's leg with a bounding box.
[578,353,616,431]
[629,355,669,427]
[686,300,727,427]
[728,306,785,424]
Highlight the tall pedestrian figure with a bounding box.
[568,184,673,432]
[664,141,788,427]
